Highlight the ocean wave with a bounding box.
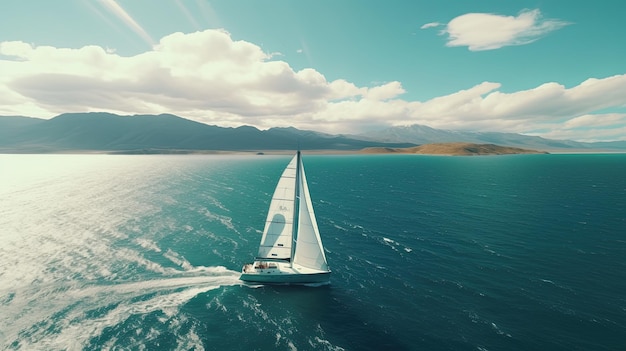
[200,208,238,234]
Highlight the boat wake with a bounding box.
[1,266,242,350]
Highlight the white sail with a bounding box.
[256,155,298,260]
[292,159,329,271]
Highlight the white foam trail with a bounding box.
[2,268,242,350]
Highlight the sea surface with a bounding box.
[1,153,625,351]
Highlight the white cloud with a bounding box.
[0,29,625,141]
[420,22,442,29]
[563,113,626,129]
[440,9,570,51]
[364,81,405,101]
[395,75,626,141]
[533,115,626,142]
[0,30,374,125]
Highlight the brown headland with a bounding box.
[360,142,548,156]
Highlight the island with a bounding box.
[360,142,548,156]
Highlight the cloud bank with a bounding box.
[424,9,571,51]
[1,29,625,141]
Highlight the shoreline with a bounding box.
[2,148,626,156]
[2,142,625,156]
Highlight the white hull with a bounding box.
[240,261,330,284]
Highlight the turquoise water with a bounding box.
[1,154,625,350]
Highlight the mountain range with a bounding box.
[0,112,413,153]
[1,112,624,153]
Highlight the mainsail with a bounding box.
[256,155,298,260]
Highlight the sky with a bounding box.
[1,1,625,142]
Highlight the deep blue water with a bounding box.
[1,153,625,350]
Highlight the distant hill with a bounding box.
[0,115,44,142]
[0,113,414,153]
[361,143,548,156]
[2,113,624,153]
[358,124,626,151]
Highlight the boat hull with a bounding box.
[240,271,330,284]
[240,262,330,284]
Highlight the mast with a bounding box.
[290,151,301,267]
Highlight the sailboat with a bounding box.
[240,151,330,284]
